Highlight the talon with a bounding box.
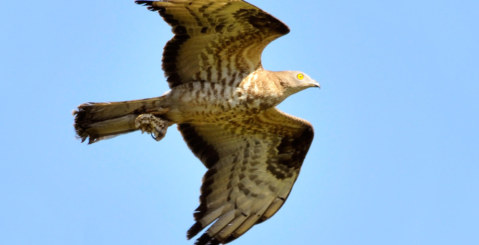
[135,113,170,141]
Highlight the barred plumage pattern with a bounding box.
[74,1,319,244]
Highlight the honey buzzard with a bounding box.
[74,1,319,244]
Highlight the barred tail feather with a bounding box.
[73,96,167,144]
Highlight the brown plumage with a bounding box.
[73,1,319,244]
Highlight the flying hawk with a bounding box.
[74,0,319,244]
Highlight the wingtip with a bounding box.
[134,1,152,8]
[134,1,149,5]
[187,222,204,240]
[135,1,164,12]
[195,233,220,245]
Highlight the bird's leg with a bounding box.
[135,113,171,141]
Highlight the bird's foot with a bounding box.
[135,114,170,141]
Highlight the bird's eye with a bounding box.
[297,73,304,80]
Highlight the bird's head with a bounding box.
[276,71,320,96]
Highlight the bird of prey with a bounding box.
[73,0,319,244]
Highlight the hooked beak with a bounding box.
[311,80,320,88]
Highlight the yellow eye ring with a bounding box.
[297,73,304,80]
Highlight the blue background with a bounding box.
[1,0,478,244]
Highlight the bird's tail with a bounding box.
[73,96,169,144]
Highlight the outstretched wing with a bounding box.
[136,0,289,88]
[178,108,314,244]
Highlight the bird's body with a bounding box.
[165,69,306,122]
[74,1,319,244]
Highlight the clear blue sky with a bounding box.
[1,0,478,244]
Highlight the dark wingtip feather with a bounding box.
[135,1,162,12]
[187,222,204,240]
[134,1,150,5]
[195,233,220,245]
